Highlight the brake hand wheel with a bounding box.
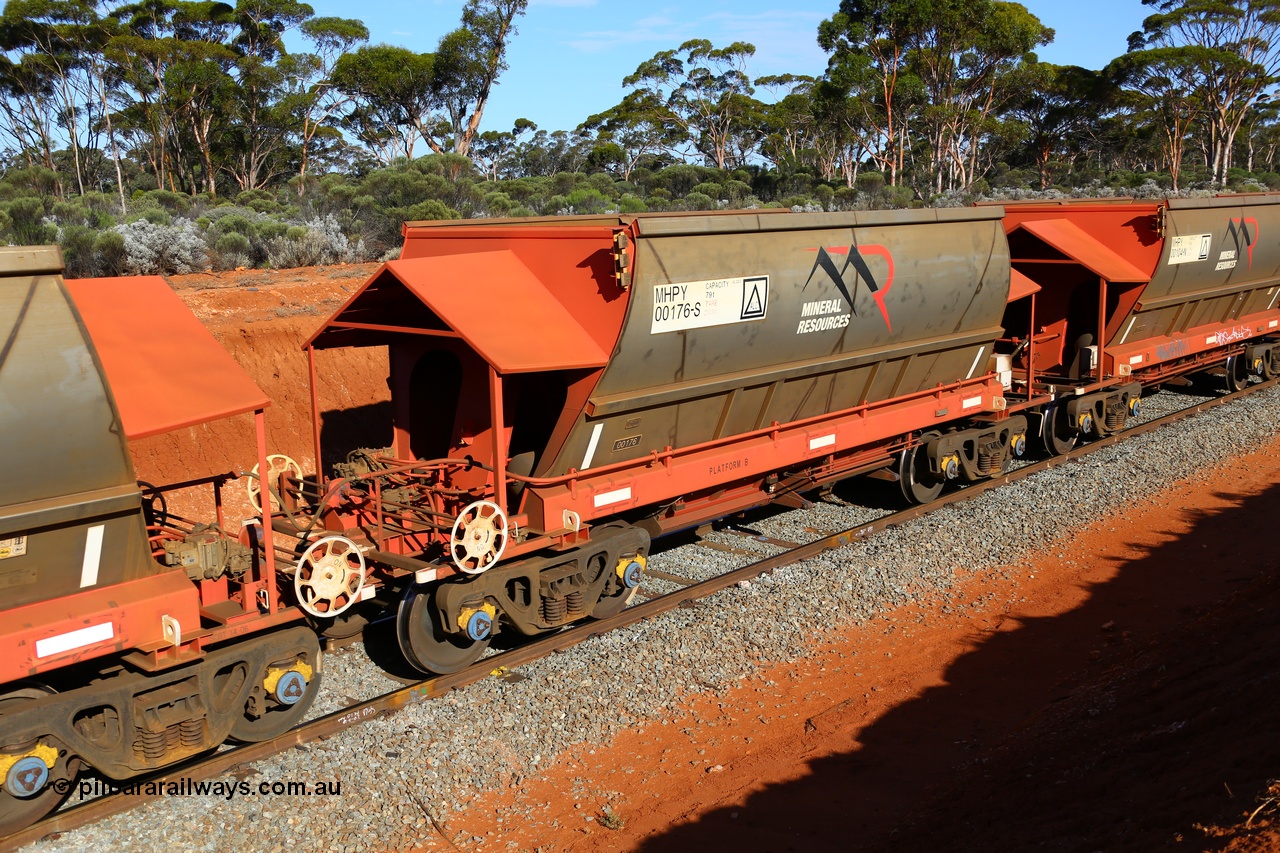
[246,454,302,515]
[449,500,509,574]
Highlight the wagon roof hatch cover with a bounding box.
[66,276,270,439]
[1013,218,1150,282]
[305,250,609,373]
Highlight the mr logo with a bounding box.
[1227,217,1259,269]
[803,244,896,331]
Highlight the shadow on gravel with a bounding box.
[637,482,1280,852]
[1158,377,1229,398]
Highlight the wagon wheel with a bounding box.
[246,454,303,515]
[591,583,638,619]
[897,432,944,505]
[397,583,490,675]
[293,536,365,618]
[1040,404,1076,456]
[590,552,642,619]
[0,685,79,837]
[228,632,322,743]
[449,500,509,575]
[1224,354,1250,392]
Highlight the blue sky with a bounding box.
[302,0,1152,135]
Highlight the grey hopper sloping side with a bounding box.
[539,209,1011,476]
[1122,197,1280,346]
[0,247,154,609]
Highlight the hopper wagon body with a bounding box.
[301,208,1029,672]
[994,196,1280,451]
[0,251,320,834]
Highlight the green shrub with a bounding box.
[564,187,610,214]
[5,197,54,244]
[683,192,715,211]
[395,200,457,222]
[212,231,253,270]
[235,188,282,214]
[618,193,647,213]
[93,230,126,276]
[691,182,724,200]
[483,191,515,216]
[724,180,753,204]
[146,190,191,214]
[215,232,252,254]
[60,224,99,277]
[833,186,858,209]
[587,172,618,195]
[215,214,255,237]
[814,184,835,211]
[254,220,289,241]
[856,172,886,194]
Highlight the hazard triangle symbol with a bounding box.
[741,277,767,319]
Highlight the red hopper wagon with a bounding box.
[291,208,1029,673]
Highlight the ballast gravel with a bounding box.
[30,382,1280,853]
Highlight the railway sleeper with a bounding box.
[433,523,650,638]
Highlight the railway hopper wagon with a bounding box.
[993,195,1280,453]
[6,195,1279,837]
[0,251,319,834]
[286,208,1030,674]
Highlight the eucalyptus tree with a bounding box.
[471,116,534,179]
[907,0,1052,193]
[432,0,528,157]
[107,0,240,196]
[1129,0,1280,185]
[1108,48,1203,189]
[283,15,368,189]
[818,0,925,185]
[621,39,763,169]
[578,90,689,180]
[331,44,437,162]
[755,74,818,173]
[0,35,60,179]
[0,0,110,196]
[819,0,1050,193]
[1004,63,1111,187]
[1239,95,1279,170]
[810,69,881,185]
[220,0,315,192]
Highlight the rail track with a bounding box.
[3,377,1271,852]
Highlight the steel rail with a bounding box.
[3,377,1271,852]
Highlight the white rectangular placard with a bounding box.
[1167,234,1212,265]
[36,622,114,658]
[650,276,768,334]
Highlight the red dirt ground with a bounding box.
[127,264,390,520]
[135,268,1280,851]
[429,441,1280,853]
